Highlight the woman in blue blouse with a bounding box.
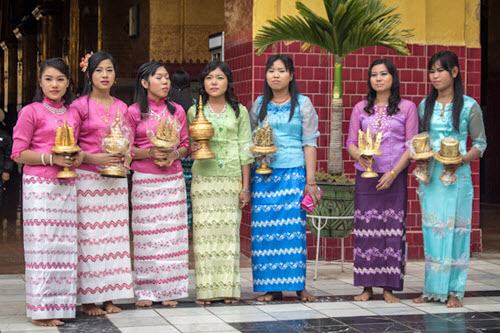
[250,54,321,302]
[413,51,486,308]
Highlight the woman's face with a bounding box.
[91,59,115,92]
[369,64,393,95]
[143,66,170,101]
[429,60,457,92]
[266,59,293,93]
[40,66,69,103]
[204,67,228,99]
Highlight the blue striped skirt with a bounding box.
[251,167,307,292]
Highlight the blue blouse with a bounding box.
[250,94,320,169]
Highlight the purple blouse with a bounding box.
[346,99,418,173]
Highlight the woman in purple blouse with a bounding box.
[346,59,418,303]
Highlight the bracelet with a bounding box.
[307,183,317,186]
[41,154,46,166]
[241,189,251,193]
[147,148,152,158]
[49,154,53,166]
[390,170,397,179]
[174,150,180,160]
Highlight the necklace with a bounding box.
[43,101,66,115]
[272,95,290,104]
[148,105,167,122]
[376,105,387,126]
[438,97,453,119]
[208,102,227,118]
[92,96,113,123]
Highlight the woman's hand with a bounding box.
[414,159,429,168]
[376,171,395,191]
[89,153,123,168]
[304,184,322,205]
[53,154,76,168]
[239,191,250,209]
[149,147,169,161]
[123,153,132,170]
[357,154,372,170]
[72,151,84,167]
[444,162,462,173]
[190,141,201,153]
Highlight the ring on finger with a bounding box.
[64,155,70,160]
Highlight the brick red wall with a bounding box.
[225,41,482,260]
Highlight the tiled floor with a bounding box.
[3,258,500,332]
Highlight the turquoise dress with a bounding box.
[418,95,486,302]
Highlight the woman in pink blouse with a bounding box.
[346,59,418,303]
[127,61,189,307]
[70,51,134,315]
[12,58,81,326]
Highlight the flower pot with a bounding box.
[306,182,355,238]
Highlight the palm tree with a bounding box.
[254,0,413,175]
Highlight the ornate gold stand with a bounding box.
[189,97,215,159]
[251,145,277,174]
[150,117,180,167]
[357,126,383,178]
[51,120,81,178]
[251,121,277,174]
[101,110,130,178]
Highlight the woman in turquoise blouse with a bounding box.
[413,51,487,308]
[250,54,321,302]
[188,61,254,305]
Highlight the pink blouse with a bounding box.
[11,97,81,179]
[69,96,131,174]
[346,99,418,173]
[127,98,189,175]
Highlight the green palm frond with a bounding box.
[254,0,413,58]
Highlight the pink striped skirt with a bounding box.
[23,175,78,319]
[75,170,134,303]
[131,171,189,301]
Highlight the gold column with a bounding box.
[69,0,81,88]
[1,42,18,112]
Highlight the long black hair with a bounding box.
[33,57,74,105]
[81,51,117,97]
[134,61,176,120]
[258,54,299,123]
[423,50,464,132]
[170,71,194,112]
[199,61,240,118]
[364,58,401,116]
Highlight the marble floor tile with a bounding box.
[164,314,224,325]
[155,307,212,317]
[118,326,179,333]
[108,315,169,328]
[267,310,327,320]
[316,308,376,317]
[305,301,362,311]
[216,312,276,323]
[207,305,265,315]
[256,303,311,313]
[368,306,426,316]
[172,322,238,332]
[465,304,500,312]
[418,305,473,314]
[105,309,160,319]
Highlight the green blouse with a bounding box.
[187,102,254,177]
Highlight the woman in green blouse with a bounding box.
[188,61,254,304]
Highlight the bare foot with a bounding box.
[256,292,282,302]
[224,298,239,304]
[81,303,106,316]
[383,289,400,303]
[297,289,316,302]
[195,299,211,305]
[136,300,153,307]
[354,287,373,302]
[412,295,430,304]
[161,300,178,307]
[31,319,65,326]
[447,295,463,308]
[103,301,122,313]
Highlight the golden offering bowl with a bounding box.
[101,110,130,178]
[51,120,81,178]
[357,126,383,178]
[411,133,435,184]
[435,137,462,184]
[189,96,215,160]
[150,118,180,167]
[411,133,435,160]
[251,145,277,174]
